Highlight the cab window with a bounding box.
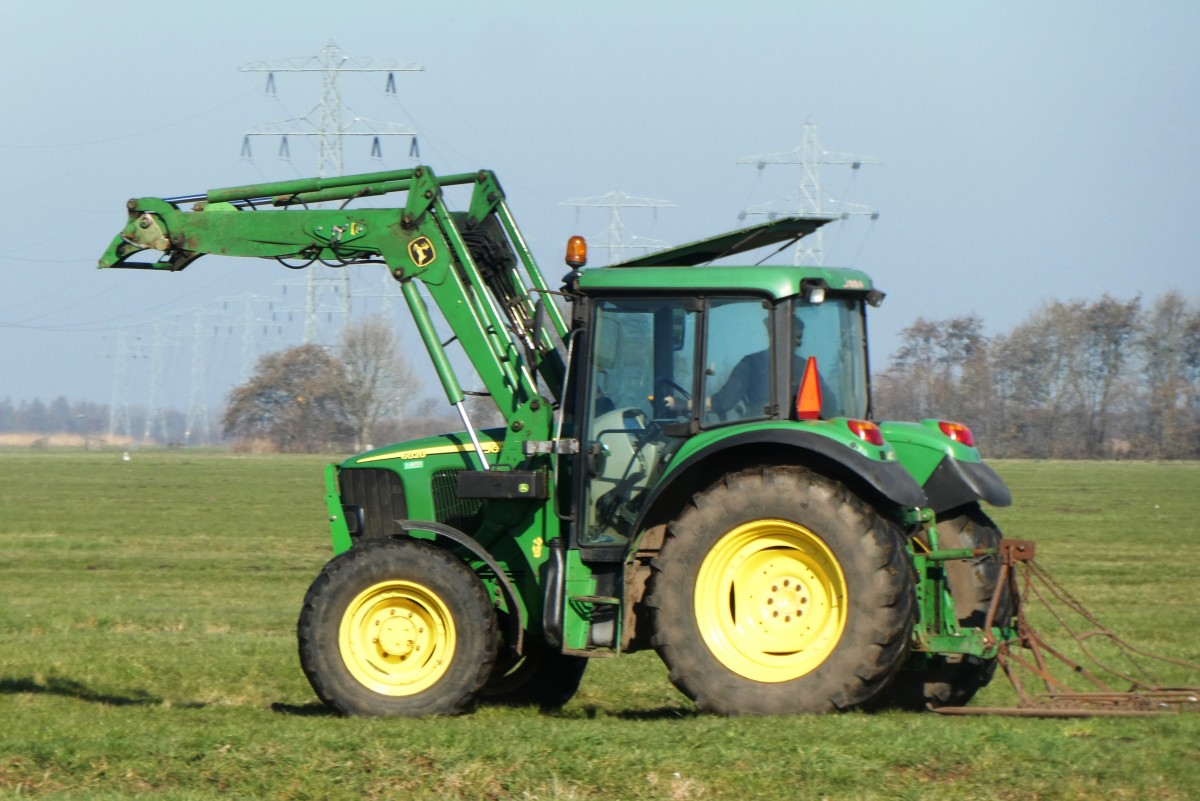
[790,296,869,420]
[702,299,772,426]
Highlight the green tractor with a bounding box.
[101,166,1014,715]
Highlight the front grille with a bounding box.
[339,468,407,540]
[431,468,484,533]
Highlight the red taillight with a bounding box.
[846,419,884,447]
[795,356,823,420]
[938,421,975,447]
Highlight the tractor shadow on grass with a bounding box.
[0,676,206,709]
[270,701,337,717]
[607,705,699,721]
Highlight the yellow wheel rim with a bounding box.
[339,580,456,696]
[695,519,847,682]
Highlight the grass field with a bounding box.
[1,451,1197,800]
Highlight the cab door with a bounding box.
[578,298,698,547]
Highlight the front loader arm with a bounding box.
[99,167,569,469]
[99,168,477,270]
[100,198,401,270]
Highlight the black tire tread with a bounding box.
[645,466,914,715]
[297,538,498,717]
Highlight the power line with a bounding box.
[141,318,177,445]
[0,89,259,149]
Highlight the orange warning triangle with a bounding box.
[796,356,823,420]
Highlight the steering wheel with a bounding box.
[652,377,691,421]
[655,376,691,401]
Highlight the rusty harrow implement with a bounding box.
[937,540,1200,717]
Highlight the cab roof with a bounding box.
[575,215,875,300]
[609,216,834,268]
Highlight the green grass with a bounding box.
[1,451,1198,800]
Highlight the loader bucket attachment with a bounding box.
[99,198,196,271]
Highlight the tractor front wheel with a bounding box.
[297,538,498,716]
[646,466,914,715]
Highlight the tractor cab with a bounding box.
[569,219,884,548]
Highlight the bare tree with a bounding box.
[991,317,1060,457]
[222,318,463,454]
[338,316,419,451]
[874,314,990,428]
[1076,295,1140,454]
[875,293,1199,459]
[1136,292,1200,457]
[987,296,1140,457]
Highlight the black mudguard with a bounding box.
[922,456,1012,514]
[393,519,525,655]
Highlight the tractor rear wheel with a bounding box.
[646,466,914,715]
[881,502,1011,709]
[297,537,498,716]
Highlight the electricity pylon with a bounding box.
[240,40,422,178]
[562,189,675,265]
[183,306,220,446]
[240,41,423,343]
[738,122,879,265]
[107,327,134,444]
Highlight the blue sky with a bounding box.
[2,1,1197,415]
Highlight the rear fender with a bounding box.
[629,427,927,554]
[879,421,1011,513]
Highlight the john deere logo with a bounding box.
[407,236,436,268]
